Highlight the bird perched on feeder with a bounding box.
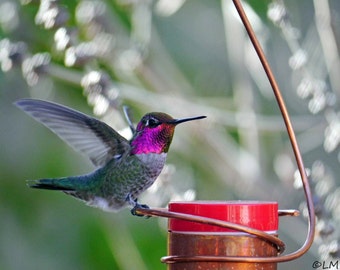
[15,99,206,215]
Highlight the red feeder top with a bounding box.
[169,201,278,233]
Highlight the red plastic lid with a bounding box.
[169,201,278,233]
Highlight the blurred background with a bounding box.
[1,0,340,269]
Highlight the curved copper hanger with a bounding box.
[136,0,315,264]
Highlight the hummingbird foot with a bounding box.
[127,195,151,217]
[130,203,150,217]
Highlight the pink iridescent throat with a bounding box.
[130,125,174,155]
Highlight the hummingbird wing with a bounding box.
[15,99,131,167]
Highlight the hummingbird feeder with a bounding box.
[136,0,315,269]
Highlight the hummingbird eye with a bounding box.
[146,117,160,128]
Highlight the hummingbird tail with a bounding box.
[27,178,76,191]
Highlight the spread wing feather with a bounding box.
[15,99,130,167]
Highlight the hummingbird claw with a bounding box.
[128,196,151,218]
[130,203,151,218]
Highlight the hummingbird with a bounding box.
[15,99,206,215]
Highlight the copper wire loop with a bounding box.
[136,207,286,255]
[137,0,315,265]
[136,207,290,263]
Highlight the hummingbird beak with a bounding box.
[171,115,207,125]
